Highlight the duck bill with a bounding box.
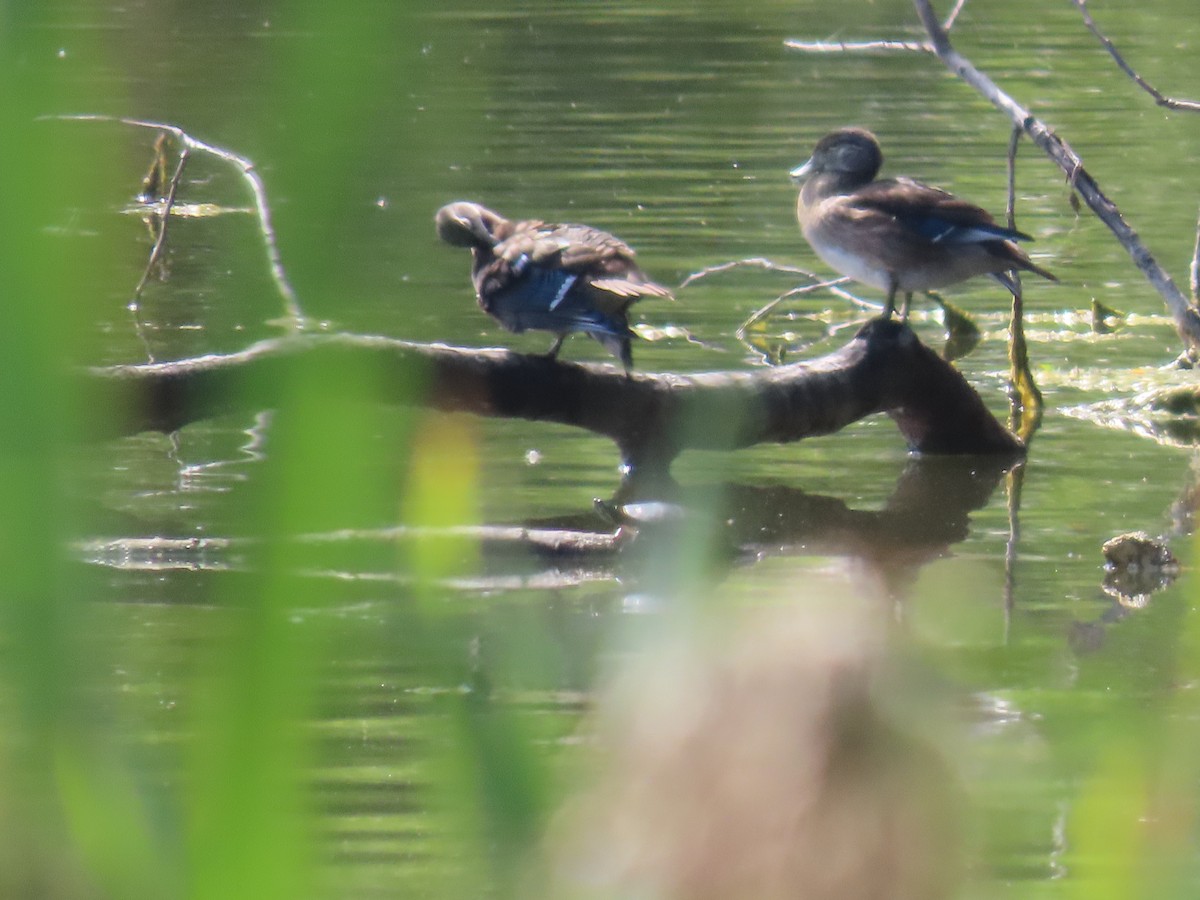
[788,158,813,183]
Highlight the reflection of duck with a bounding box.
[435,202,673,372]
[789,128,1056,319]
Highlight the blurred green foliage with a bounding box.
[2,1,1200,898]
[0,3,549,898]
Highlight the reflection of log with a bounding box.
[550,456,1011,596]
[85,319,1022,468]
[79,456,1012,600]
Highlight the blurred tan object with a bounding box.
[1101,531,1179,608]
[544,598,960,900]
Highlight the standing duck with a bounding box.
[435,201,672,372]
[789,128,1055,319]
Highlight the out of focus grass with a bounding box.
[0,7,133,896]
[0,4,548,898]
[4,3,1200,899]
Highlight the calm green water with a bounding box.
[18,0,1200,895]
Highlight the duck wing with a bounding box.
[494,221,673,304]
[494,221,635,266]
[851,177,1033,245]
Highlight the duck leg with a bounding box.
[882,277,899,319]
[617,336,633,378]
[898,292,914,321]
[545,334,567,360]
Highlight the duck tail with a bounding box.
[1023,259,1058,282]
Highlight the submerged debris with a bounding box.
[1090,298,1125,334]
[1101,530,1179,607]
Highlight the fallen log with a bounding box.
[83,318,1023,471]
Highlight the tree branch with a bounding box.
[911,0,1200,351]
[57,114,309,333]
[784,0,966,54]
[1070,0,1200,113]
[783,37,930,53]
[1192,204,1200,306]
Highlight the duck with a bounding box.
[435,201,672,372]
[789,128,1055,319]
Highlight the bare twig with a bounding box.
[56,114,308,333]
[679,257,823,288]
[735,279,853,341]
[1192,205,1200,305]
[784,37,930,53]
[1004,124,1021,230]
[911,0,1200,351]
[1003,463,1025,633]
[1071,0,1200,113]
[680,258,870,309]
[776,279,875,311]
[133,142,190,301]
[785,0,965,54]
[941,0,968,30]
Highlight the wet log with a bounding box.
[83,319,1023,469]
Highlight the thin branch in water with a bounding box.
[1002,125,1040,437]
[941,0,969,30]
[133,140,190,302]
[735,279,852,341]
[1005,124,1021,230]
[784,37,931,53]
[679,257,823,289]
[679,258,870,310]
[1071,0,1200,112]
[56,114,309,333]
[1192,204,1200,305]
[125,132,188,362]
[775,280,877,312]
[1002,462,1026,633]
[785,0,965,55]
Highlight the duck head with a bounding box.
[789,128,884,192]
[435,201,508,249]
